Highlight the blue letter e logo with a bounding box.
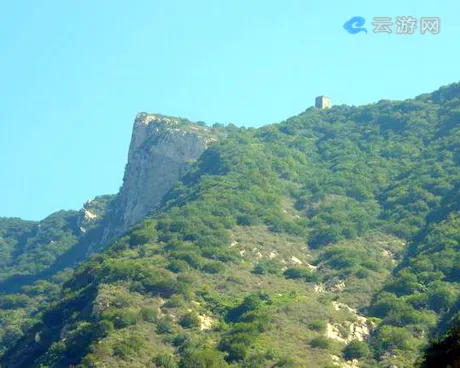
[343,16,368,34]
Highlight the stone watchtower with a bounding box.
[315,96,331,109]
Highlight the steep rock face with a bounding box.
[77,195,115,235]
[101,113,217,243]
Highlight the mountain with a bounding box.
[100,112,220,245]
[0,82,459,367]
[0,195,114,288]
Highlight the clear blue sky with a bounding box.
[1,0,459,220]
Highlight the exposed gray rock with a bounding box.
[101,113,217,243]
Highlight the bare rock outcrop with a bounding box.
[101,113,218,243]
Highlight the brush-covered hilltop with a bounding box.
[0,83,459,368]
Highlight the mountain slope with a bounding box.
[0,82,459,367]
[0,196,114,357]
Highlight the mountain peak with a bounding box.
[100,112,218,244]
[134,112,189,127]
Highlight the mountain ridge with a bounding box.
[0,82,459,367]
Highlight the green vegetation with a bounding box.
[1,82,460,367]
[0,195,114,358]
[310,336,332,349]
[343,340,370,360]
[419,323,460,368]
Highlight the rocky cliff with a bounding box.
[101,113,218,244]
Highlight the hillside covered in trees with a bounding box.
[0,82,459,367]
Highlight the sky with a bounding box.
[0,0,459,220]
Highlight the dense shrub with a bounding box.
[153,353,178,368]
[179,348,228,368]
[157,318,175,335]
[140,307,158,323]
[343,340,370,360]
[283,267,317,282]
[253,260,282,275]
[167,260,190,273]
[309,336,331,349]
[308,320,327,332]
[129,221,157,246]
[179,312,201,329]
[202,261,226,274]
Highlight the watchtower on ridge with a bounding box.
[315,96,331,109]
